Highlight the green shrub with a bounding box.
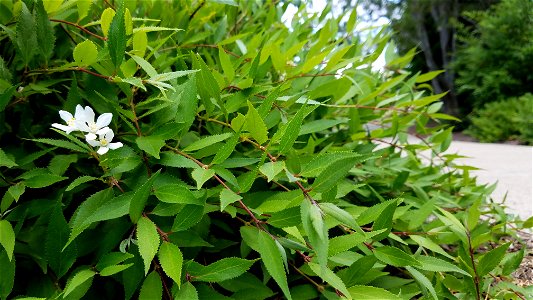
[0,1,529,299]
[465,94,533,144]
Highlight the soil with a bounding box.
[513,231,533,287]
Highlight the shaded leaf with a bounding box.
[137,217,160,275]
[129,170,160,223]
[257,231,292,300]
[139,271,162,300]
[188,257,257,282]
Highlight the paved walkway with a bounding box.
[446,141,533,220]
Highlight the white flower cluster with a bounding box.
[52,105,123,155]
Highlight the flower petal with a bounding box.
[75,120,90,132]
[86,138,100,147]
[85,133,97,141]
[96,113,113,128]
[74,105,85,119]
[52,123,73,133]
[97,147,109,155]
[96,127,110,135]
[59,110,73,122]
[104,129,115,141]
[80,106,95,123]
[108,142,123,150]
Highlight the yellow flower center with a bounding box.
[101,139,108,146]
[67,118,75,126]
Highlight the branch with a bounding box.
[50,19,107,41]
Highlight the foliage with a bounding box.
[465,94,533,144]
[454,0,533,109]
[0,1,529,299]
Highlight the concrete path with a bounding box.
[446,141,533,220]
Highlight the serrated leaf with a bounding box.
[99,264,133,276]
[129,170,160,222]
[66,176,98,191]
[244,101,268,145]
[301,200,328,274]
[155,184,201,205]
[278,105,306,154]
[219,188,242,211]
[73,40,98,66]
[136,136,165,159]
[46,204,77,278]
[308,262,350,299]
[348,285,402,300]
[137,217,160,275]
[477,242,511,277]
[211,132,240,164]
[100,8,115,37]
[405,266,438,300]
[34,0,55,62]
[188,257,257,282]
[7,183,25,202]
[130,55,157,77]
[191,168,215,189]
[77,0,92,20]
[175,75,198,135]
[298,119,345,136]
[312,156,359,192]
[175,282,198,300]
[320,203,364,234]
[64,269,96,297]
[374,246,421,267]
[133,26,182,33]
[300,152,362,177]
[415,256,471,277]
[259,161,285,182]
[96,252,134,270]
[139,271,162,300]
[371,199,397,241]
[172,205,205,231]
[415,70,445,83]
[31,138,88,152]
[183,133,233,152]
[159,152,198,168]
[0,220,14,262]
[410,235,453,259]
[219,46,235,82]
[25,173,67,188]
[257,231,292,300]
[133,30,147,57]
[193,54,220,116]
[158,242,183,286]
[149,70,199,82]
[328,230,384,256]
[209,0,238,6]
[16,2,36,65]
[108,2,126,68]
[0,149,17,168]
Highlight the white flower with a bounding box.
[76,106,113,141]
[86,128,123,155]
[51,104,85,134]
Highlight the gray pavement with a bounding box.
[446,141,533,220]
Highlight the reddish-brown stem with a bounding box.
[103,0,115,10]
[290,261,323,291]
[76,67,111,80]
[466,230,482,300]
[50,19,107,41]
[153,260,172,300]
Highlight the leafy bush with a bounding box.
[465,94,533,144]
[0,1,529,299]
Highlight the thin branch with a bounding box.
[467,230,482,300]
[50,19,107,41]
[189,0,205,20]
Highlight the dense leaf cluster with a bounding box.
[0,0,529,299]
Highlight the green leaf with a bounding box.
[374,246,421,267]
[0,248,15,300]
[244,101,268,145]
[137,217,160,275]
[211,132,240,164]
[46,204,77,278]
[159,152,198,168]
[99,264,133,277]
[371,199,397,241]
[193,54,220,115]
[257,231,292,300]
[175,282,198,300]
[136,136,165,159]
[219,46,235,82]
[328,230,383,256]
[96,252,134,272]
[0,220,14,262]
[108,2,126,68]
[100,8,115,37]
[208,0,238,6]
[149,70,199,82]
[34,0,55,62]
[31,138,88,152]
[191,168,215,189]
[133,30,148,57]
[259,161,285,182]
[320,203,363,234]
[477,242,511,277]
[0,149,17,168]
[73,40,98,66]
[312,155,359,192]
[64,269,96,297]
[139,271,162,300]
[278,105,306,154]
[129,170,160,222]
[155,184,201,205]
[130,55,157,77]
[175,75,198,135]
[300,200,328,274]
[219,188,242,211]
[188,257,257,282]
[415,70,445,83]
[16,2,36,65]
[66,176,99,191]
[405,266,438,300]
[172,205,205,231]
[348,285,402,300]
[415,256,471,277]
[158,242,183,286]
[410,235,453,259]
[299,119,345,136]
[24,172,67,188]
[7,183,25,202]
[300,152,362,177]
[183,133,233,152]
[77,0,92,20]
[308,262,350,298]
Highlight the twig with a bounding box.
[50,19,107,41]
[189,0,205,20]
[467,230,482,300]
